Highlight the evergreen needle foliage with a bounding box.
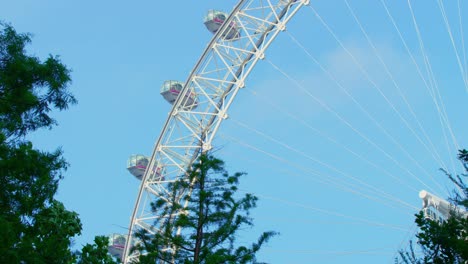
[397,150,468,264]
[134,154,277,264]
[78,236,119,264]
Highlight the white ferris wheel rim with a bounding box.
[122,1,309,262]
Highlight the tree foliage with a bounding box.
[134,154,276,264]
[0,21,80,263]
[0,22,76,142]
[0,22,115,264]
[397,150,468,264]
[77,236,118,264]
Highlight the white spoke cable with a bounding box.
[307,5,448,196]
[405,0,460,169]
[221,146,417,217]
[261,248,397,256]
[252,217,407,227]
[432,79,459,175]
[458,0,468,83]
[221,133,419,211]
[287,32,447,196]
[423,53,460,174]
[243,87,419,199]
[434,0,467,165]
[243,191,412,231]
[388,222,418,264]
[230,118,418,211]
[380,0,432,96]
[423,52,459,161]
[381,0,448,114]
[380,0,460,173]
[267,58,438,194]
[436,0,468,92]
[235,155,414,215]
[343,0,448,172]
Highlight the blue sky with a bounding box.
[2,0,468,263]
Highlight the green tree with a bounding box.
[0,22,116,264]
[0,24,76,141]
[397,150,468,264]
[134,154,276,264]
[0,21,80,264]
[77,236,119,264]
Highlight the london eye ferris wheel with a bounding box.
[120,1,309,262]
[105,0,468,262]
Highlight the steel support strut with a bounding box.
[123,1,308,262]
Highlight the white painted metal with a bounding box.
[419,190,467,222]
[108,234,128,260]
[127,155,150,181]
[123,1,309,262]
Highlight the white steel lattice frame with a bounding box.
[123,0,309,262]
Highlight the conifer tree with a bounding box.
[135,154,276,264]
[397,150,468,264]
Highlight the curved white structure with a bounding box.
[127,155,149,181]
[108,234,127,259]
[419,190,467,222]
[123,0,309,262]
[160,80,197,108]
[204,10,240,40]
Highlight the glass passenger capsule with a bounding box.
[204,10,240,40]
[127,154,149,180]
[160,80,197,108]
[127,154,164,181]
[107,234,127,259]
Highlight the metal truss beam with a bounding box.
[123,1,308,262]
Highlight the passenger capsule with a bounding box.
[127,154,165,181]
[127,154,149,180]
[204,10,240,40]
[160,80,197,108]
[107,234,127,259]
